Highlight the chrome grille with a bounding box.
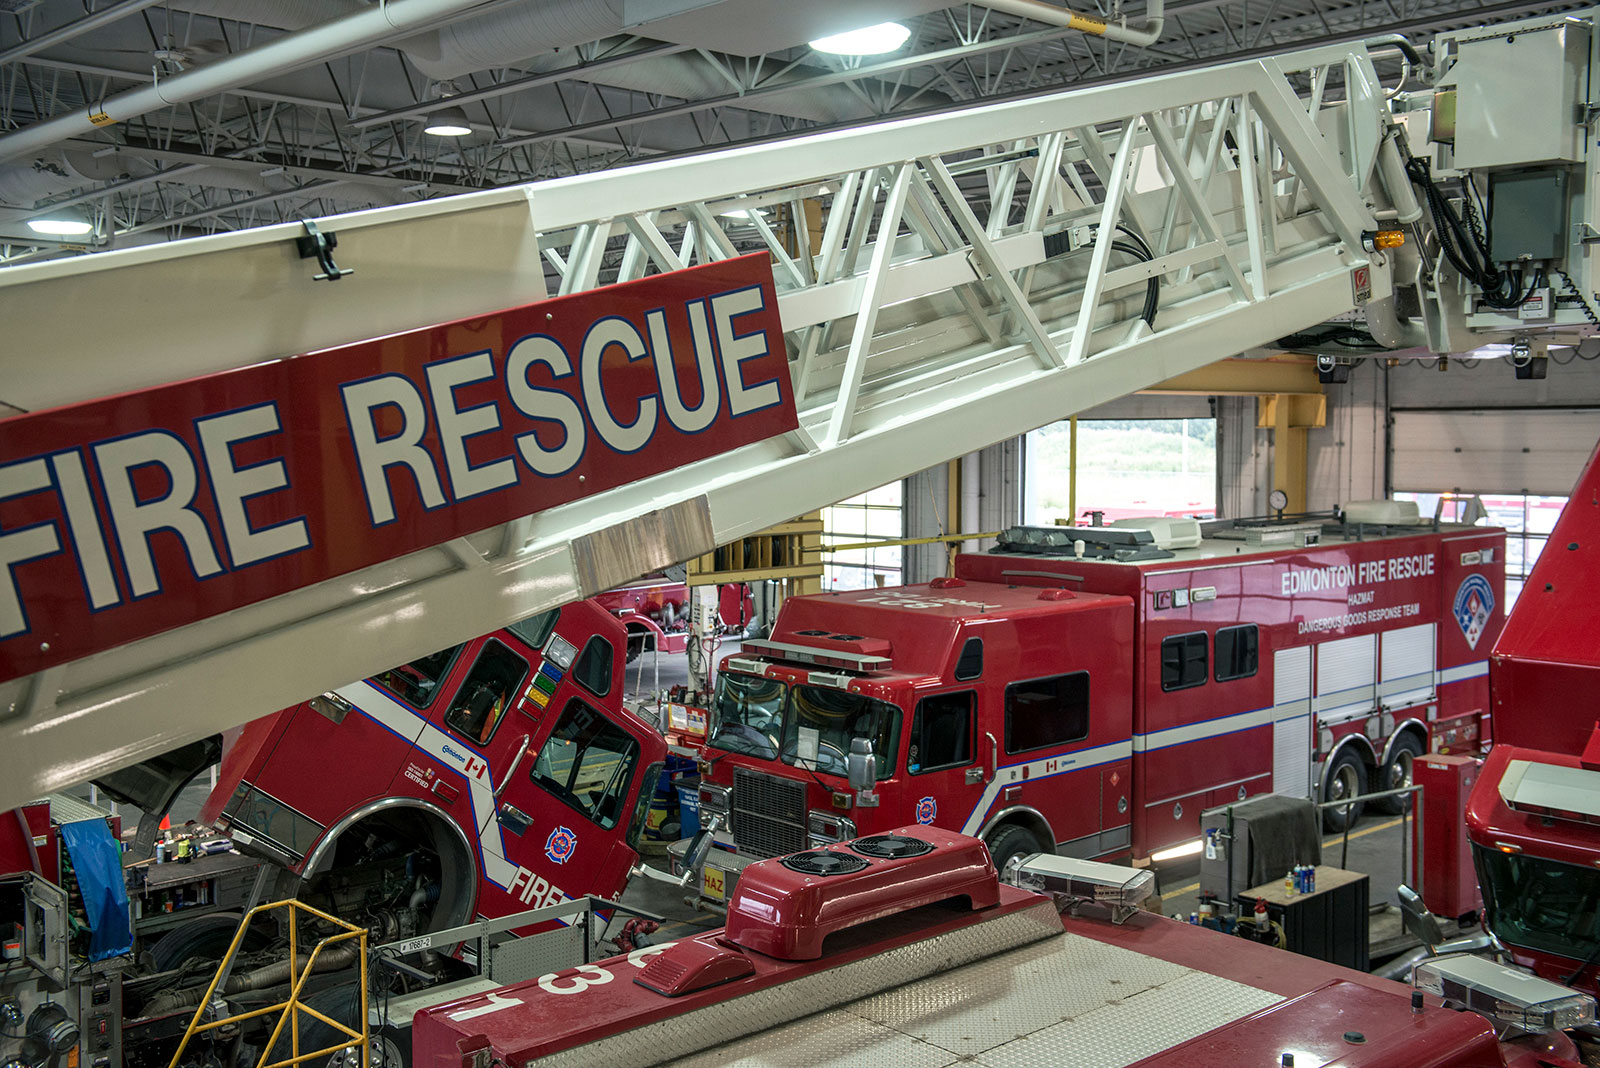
[731,767,807,858]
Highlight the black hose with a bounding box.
[1041,225,1161,327]
[1404,156,1532,310]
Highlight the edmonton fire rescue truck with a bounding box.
[415,827,1599,1068]
[673,512,1505,901]
[1463,438,1600,997]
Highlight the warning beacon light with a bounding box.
[1413,956,1596,1034]
[1009,855,1155,924]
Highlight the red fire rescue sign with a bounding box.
[0,254,795,682]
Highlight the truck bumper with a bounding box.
[667,836,765,912]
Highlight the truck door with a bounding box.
[906,690,980,833]
[996,672,1106,857]
[234,643,466,865]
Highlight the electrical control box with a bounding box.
[1451,20,1590,169]
[1490,169,1569,262]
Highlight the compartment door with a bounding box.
[1272,646,1312,799]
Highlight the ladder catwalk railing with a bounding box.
[0,40,1401,808]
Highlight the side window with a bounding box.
[373,645,462,708]
[1215,624,1259,682]
[506,609,560,650]
[1005,673,1089,753]
[573,635,614,697]
[443,640,528,746]
[954,638,984,681]
[910,691,975,773]
[1161,632,1208,691]
[530,699,642,829]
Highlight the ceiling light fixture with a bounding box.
[423,105,472,137]
[27,217,94,236]
[809,21,911,56]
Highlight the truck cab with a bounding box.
[202,599,668,936]
[674,578,1136,904]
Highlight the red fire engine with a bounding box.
[417,827,1592,1068]
[1466,439,1600,995]
[198,598,669,935]
[675,510,1505,902]
[592,576,755,660]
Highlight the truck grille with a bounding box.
[731,767,807,858]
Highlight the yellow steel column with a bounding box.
[1257,393,1326,514]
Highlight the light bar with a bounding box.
[1413,956,1596,1034]
[1010,855,1155,924]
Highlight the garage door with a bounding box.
[1391,409,1598,495]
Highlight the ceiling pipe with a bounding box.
[0,0,169,68]
[972,0,1165,47]
[0,0,504,165]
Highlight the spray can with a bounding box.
[1284,869,1295,895]
[154,840,165,864]
[1254,898,1270,933]
[1307,866,1316,894]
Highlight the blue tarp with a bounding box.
[58,819,132,962]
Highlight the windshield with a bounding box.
[1476,845,1600,962]
[709,673,900,779]
[708,673,785,759]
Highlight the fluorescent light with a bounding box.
[810,21,911,56]
[27,218,93,236]
[1150,838,1204,863]
[423,105,472,137]
[717,207,767,220]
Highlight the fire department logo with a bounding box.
[1452,574,1495,650]
[915,797,937,824]
[544,826,577,865]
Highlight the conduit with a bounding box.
[0,0,503,164]
[973,0,1165,48]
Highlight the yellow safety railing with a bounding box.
[167,898,369,1068]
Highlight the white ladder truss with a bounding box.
[0,41,1394,808]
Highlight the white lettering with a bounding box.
[426,352,517,500]
[648,305,720,433]
[47,451,118,610]
[94,432,224,598]
[340,375,446,526]
[195,405,310,568]
[448,992,524,1020]
[537,963,614,996]
[582,318,658,453]
[506,336,585,477]
[711,288,779,416]
[0,459,62,637]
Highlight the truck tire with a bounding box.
[1373,733,1424,816]
[1321,749,1367,832]
[984,825,1044,882]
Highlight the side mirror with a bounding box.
[1398,884,1445,950]
[847,737,877,793]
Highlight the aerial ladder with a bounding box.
[1,18,1596,810]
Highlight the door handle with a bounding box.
[984,732,998,783]
[495,734,531,799]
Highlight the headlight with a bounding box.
[699,782,730,815]
[807,810,856,845]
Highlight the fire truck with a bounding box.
[198,597,669,934]
[1464,438,1600,996]
[414,827,1596,1068]
[592,576,755,661]
[674,513,1504,900]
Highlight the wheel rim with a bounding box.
[1330,762,1359,804]
[1389,750,1415,792]
[328,1035,404,1068]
